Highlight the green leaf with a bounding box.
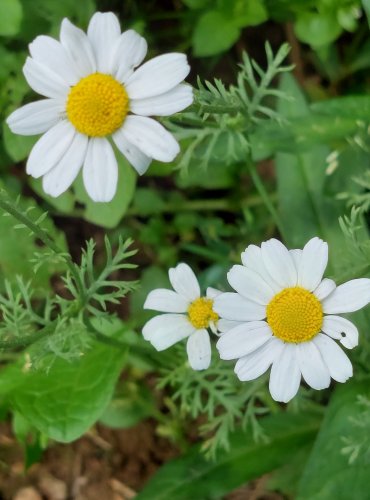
[74,153,136,228]
[275,73,349,269]
[231,0,268,28]
[99,385,156,429]
[30,178,75,214]
[0,0,22,36]
[12,411,44,469]
[3,123,37,162]
[8,326,126,442]
[136,412,321,500]
[192,10,240,57]
[294,12,342,48]
[362,0,370,27]
[297,378,370,499]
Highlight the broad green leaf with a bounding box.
[231,0,268,28]
[251,114,360,157]
[275,73,348,269]
[136,412,321,500]
[192,11,240,57]
[3,123,37,162]
[74,153,136,228]
[0,0,22,36]
[297,378,370,499]
[8,324,126,442]
[310,95,370,119]
[294,12,341,48]
[30,178,75,214]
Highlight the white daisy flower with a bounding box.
[214,237,370,403]
[6,12,192,202]
[143,263,220,370]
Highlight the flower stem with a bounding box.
[246,157,287,240]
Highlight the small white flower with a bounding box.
[214,237,370,403]
[6,12,193,202]
[143,263,220,370]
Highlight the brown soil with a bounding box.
[0,420,283,500]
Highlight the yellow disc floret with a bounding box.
[267,287,323,343]
[188,297,218,329]
[66,73,129,137]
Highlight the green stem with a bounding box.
[0,320,59,349]
[246,157,287,239]
[126,194,270,216]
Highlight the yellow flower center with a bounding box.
[66,73,129,137]
[188,297,218,329]
[266,287,323,343]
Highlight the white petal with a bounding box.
[111,29,147,83]
[187,329,211,370]
[142,313,194,351]
[121,116,179,162]
[168,263,200,301]
[87,12,121,73]
[213,293,266,321]
[296,342,331,390]
[322,278,370,314]
[269,344,301,403]
[241,244,281,292]
[217,319,244,333]
[227,265,274,305]
[322,315,359,349]
[297,237,328,291]
[314,278,336,301]
[234,337,284,381]
[144,289,189,313]
[6,100,63,136]
[112,127,151,175]
[130,84,193,116]
[261,239,297,288]
[126,53,190,99]
[83,138,118,202]
[23,57,70,99]
[216,321,272,360]
[26,120,75,178]
[313,333,353,382]
[289,249,302,271]
[29,35,79,85]
[206,287,222,299]
[60,18,96,77]
[42,132,88,197]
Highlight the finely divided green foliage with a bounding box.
[0,189,138,357]
[166,43,293,172]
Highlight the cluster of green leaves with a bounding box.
[181,0,365,57]
[0,189,139,458]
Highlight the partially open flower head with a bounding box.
[143,263,220,370]
[214,237,370,403]
[6,12,193,202]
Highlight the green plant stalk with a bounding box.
[246,157,287,240]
